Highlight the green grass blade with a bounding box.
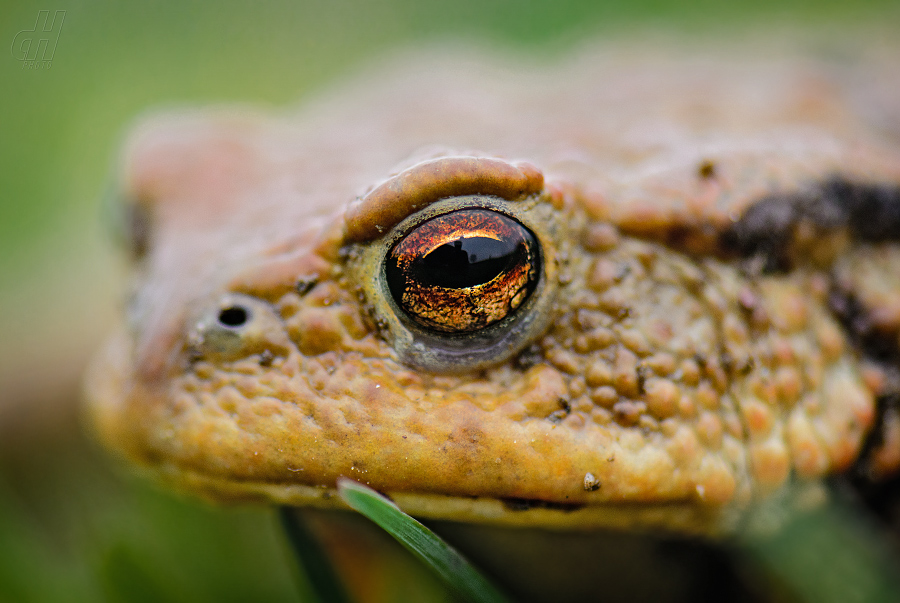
[337,479,511,603]
[278,507,354,603]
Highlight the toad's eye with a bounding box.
[385,209,541,333]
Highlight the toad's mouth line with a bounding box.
[143,462,757,535]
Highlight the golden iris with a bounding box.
[385,209,540,333]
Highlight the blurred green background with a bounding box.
[1,1,899,601]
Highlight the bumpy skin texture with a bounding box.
[87,46,900,535]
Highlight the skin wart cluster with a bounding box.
[86,47,900,535]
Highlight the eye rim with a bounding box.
[350,194,563,374]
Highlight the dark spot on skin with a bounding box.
[725,196,798,271]
[723,177,900,272]
[834,179,900,242]
[697,159,717,180]
[548,398,572,423]
[616,307,631,320]
[637,364,651,395]
[296,276,318,296]
[720,352,734,374]
[828,287,900,367]
[501,498,585,512]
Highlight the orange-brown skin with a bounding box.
[87,45,900,535]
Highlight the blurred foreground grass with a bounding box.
[0,435,301,603]
[2,0,900,601]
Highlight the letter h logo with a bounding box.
[11,10,66,62]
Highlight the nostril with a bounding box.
[189,294,288,363]
[218,306,249,328]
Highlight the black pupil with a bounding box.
[414,236,521,289]
[218,306,249,327]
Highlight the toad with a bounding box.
[86,45,900,538]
